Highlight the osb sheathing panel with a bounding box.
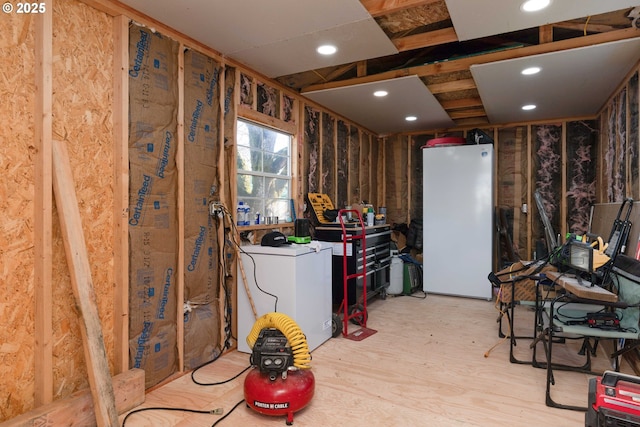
[51,0,114,401]
[376,1,449,36]
[423,70,470,86]
[0,13,37,421]
[435,89,480,102]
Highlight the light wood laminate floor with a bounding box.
[120,293,632,426]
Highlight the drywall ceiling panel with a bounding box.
[304,75,455,135]
[446,0,638,41]
[119,0,397,77]
[231,19,398,77]
[471,38,640,124]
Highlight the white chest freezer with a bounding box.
[237,243,333,353]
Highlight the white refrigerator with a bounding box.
[422,143,494,299]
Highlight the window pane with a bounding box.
[265,198,290,220]
[236,119,291,224]
[237,121,250,147]
[236,146,250,170]
[265,177,289,199]
[248,123,263,149]
[263,153,289,175]
[237,147,263,172]
[274,133,290,156]
[237,174,264,198]
[262,127,278,153]
[242,198,264,223]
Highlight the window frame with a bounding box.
[235,118,293,226]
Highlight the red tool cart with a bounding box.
[332,209,368,338]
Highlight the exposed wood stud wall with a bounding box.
[2,0,640,422]
[51,0,115,402]
[51,138,119,427]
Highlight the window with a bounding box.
[236,119,292,223]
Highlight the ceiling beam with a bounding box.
[361,0,441,17]
[453,117,490,127]
[393,27,458,52]
[428,78,476,94]
[440,97,484,110]
[553,22,619,33]
[448,108,486,119]
[357,61,367,77]
[539,25,553,44]
[302,27,640,93]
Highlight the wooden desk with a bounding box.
[545,271,618,303]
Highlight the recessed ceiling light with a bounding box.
[405,116,417,121]
[522,104,537,111]
[373,90,388,97]
[521,0,550,12]
[317,44,337,55]
[521,66,541,75]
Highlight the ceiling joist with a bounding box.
[393,27,458,51]
[440,97,484,110]
[301,27,640,94]
[428,78,476,94]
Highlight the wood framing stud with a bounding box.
[52,139,119,427]
[112,13,130,375]
[34,0,53,407]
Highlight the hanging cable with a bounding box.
[584,15,591,36]
[229,231,279,313]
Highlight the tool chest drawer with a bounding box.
[315,225,391,305]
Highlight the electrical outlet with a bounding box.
[209,201,224,217]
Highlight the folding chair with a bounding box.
[542,254,640,411]
[488,260,559,365]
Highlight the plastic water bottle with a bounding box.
[243,203,251,226]
[237,201,247,226]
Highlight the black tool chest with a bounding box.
[315,224,392,306]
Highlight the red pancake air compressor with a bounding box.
[586,371,640,426]
[244,314,315,425]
